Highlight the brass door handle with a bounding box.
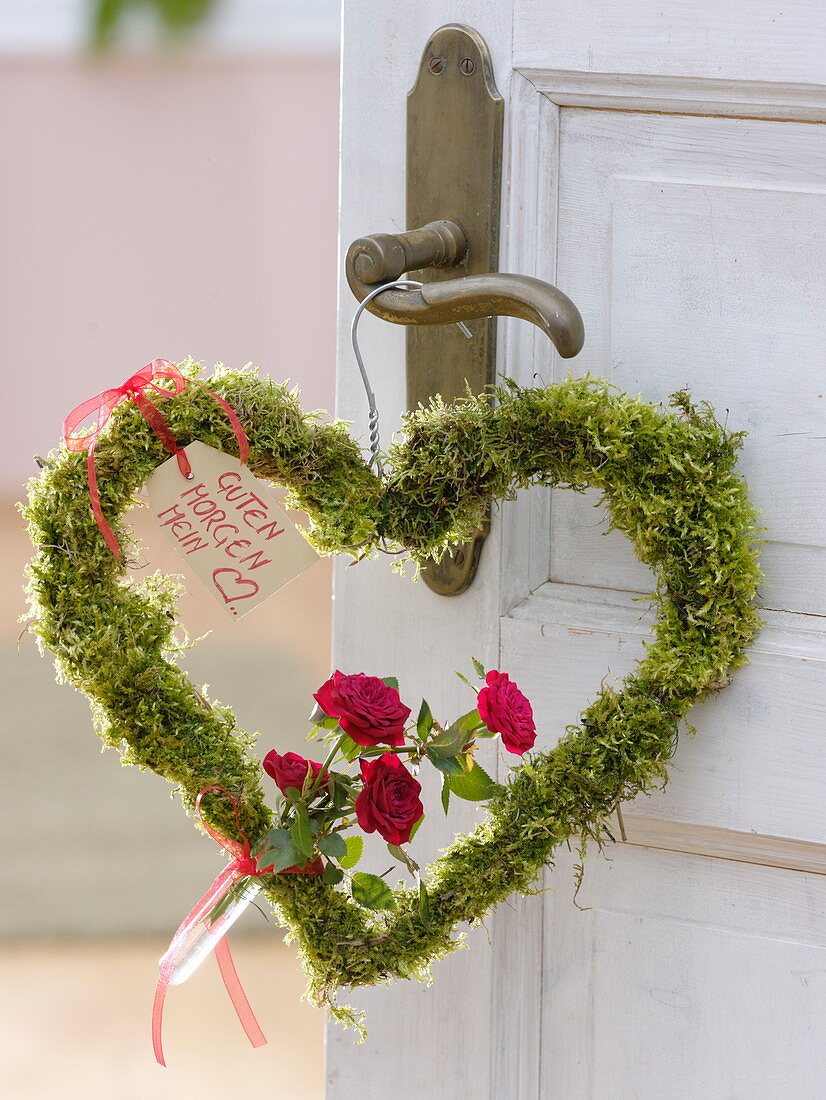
[345,220,585,359]
[343,24,585,597]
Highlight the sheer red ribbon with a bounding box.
[152,786,322,1067]
[62,360,250,560]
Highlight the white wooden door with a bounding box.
[330,3,826,1097]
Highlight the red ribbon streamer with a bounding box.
[62,360,250,560]
[152,786,321,1067]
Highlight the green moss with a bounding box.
[23,363,762,1024]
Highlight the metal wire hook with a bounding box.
[351,279,472,478]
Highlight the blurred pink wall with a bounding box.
[2,52,341,942]
[1,55,340,493]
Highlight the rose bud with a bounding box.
[313,671,411,748]
[263,750,326,795]
[354,754,424,846]
[477,670,537,755]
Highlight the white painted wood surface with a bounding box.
[505,584,826,843]
[331,2,826,1096]
[513,0,826,84]
[541,845,826,1099]
[548,108,826,615]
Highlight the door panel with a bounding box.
[542,845,826,1100]
[550,110,826,614]
[504,585,826,844]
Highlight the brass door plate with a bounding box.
[407,24,503,595]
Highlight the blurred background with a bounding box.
[2,2,341,1095]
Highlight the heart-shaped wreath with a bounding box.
[24,364,761,1032]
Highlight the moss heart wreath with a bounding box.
[24,364,761,1028]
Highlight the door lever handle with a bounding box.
[342,23,584,597]
[345,220,585,359]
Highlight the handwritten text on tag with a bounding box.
[147,441,318,619]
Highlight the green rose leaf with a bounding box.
[459,708,483,734]
[426,747,465,775]
[416,698,433,741]
[339,835,364,870]
[387,842,419,873]
[291,805,315,858]
[322,863,345,885]
[256,826,291,852]
[429,709,481,758]
[446,760,499,802]
[318,832,348,860]
[254,825,297,871]
[339,735,363,762]
[269,843,305,873]
[441,777,451,815]
[331,774,352,810]
[472,657,486,679]
[381,676,399,691]
[351,872,396,911]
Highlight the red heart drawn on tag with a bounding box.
[212,568,260,607]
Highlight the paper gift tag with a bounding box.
[147,441,318,619]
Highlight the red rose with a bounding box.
[477,670,537,755]
[354,754,424,846]
[263,750,326,795]
[313,671,411,748]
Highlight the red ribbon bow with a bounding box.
[152,787,267,1068]
[63,360,249,560]
[151,785,323,1067]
